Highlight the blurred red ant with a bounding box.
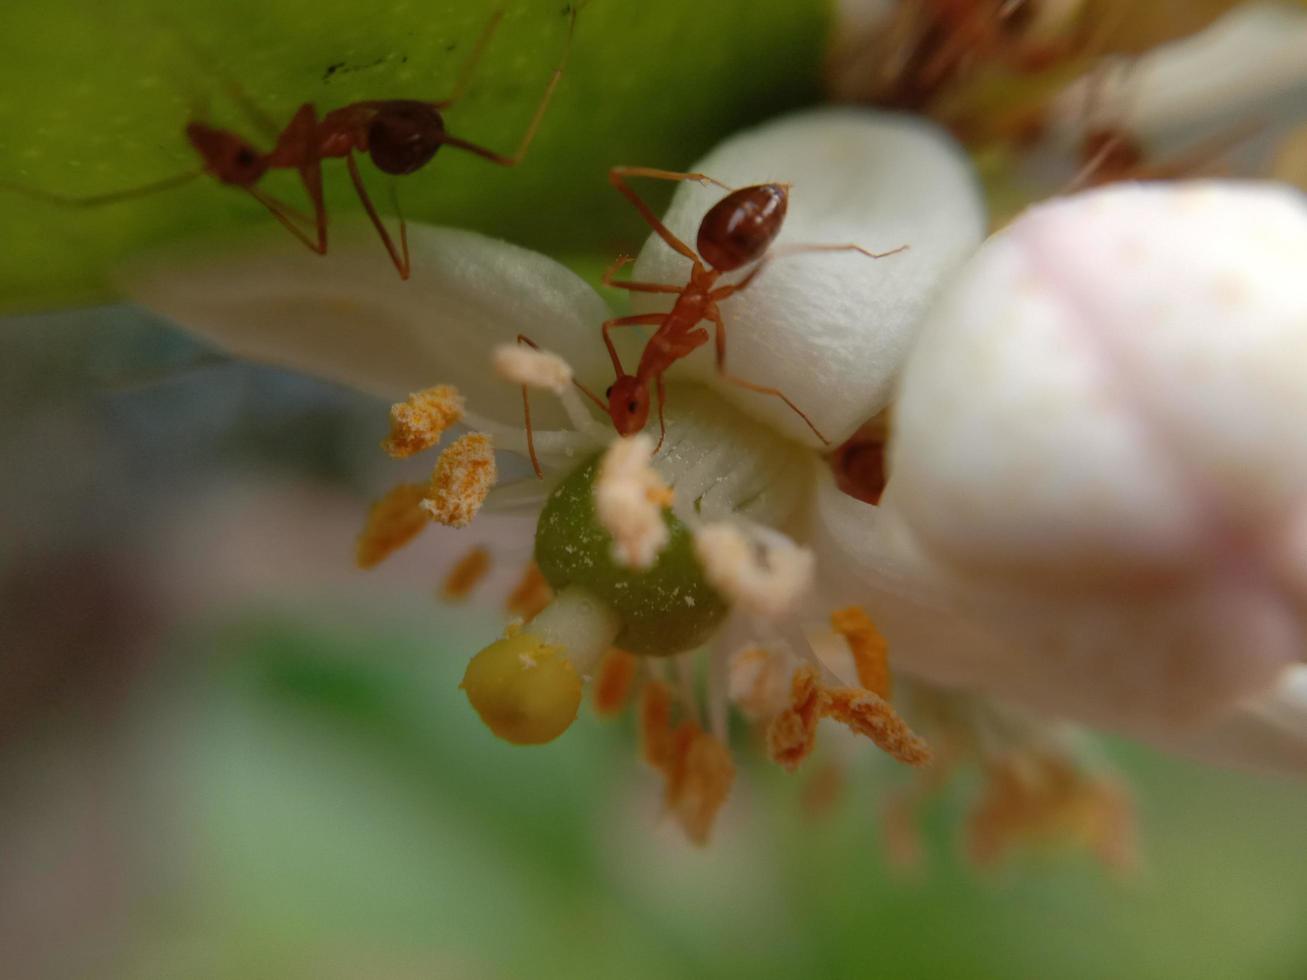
[0,7,579,280]
[514,168,907,477]
[1065,119,1262,191]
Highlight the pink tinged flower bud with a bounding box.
[889,182,1307,727]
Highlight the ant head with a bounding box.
[605,375,650,436]
[696,183,789,272]
[368,101,446,176]
[185,123,267,186]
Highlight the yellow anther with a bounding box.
[822,687,932,766]
[593,647,639,717]
[638,680,735,845]
[441,545,491,601]
[766,665,822,772]
[694,523,814,619]
[670,727,735,846]
[831,605,892,699]
[493,343,574,393]
[767,664,931,772]
[595,434,671,569]
[355,483,430,569]
[966,755,1138,872]
[382,385,465,458]
[461,632,582,746]
[422,432,496,528]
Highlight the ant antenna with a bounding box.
[0,169,203,208]
[152,12,282,138]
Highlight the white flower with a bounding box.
[126,105,1307,846]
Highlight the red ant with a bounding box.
[0,7,579,280]
[1058,57,1263,193]
[1064,119,1262,191]
[514,168,908,477]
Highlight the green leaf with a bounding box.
[0,0,828,311]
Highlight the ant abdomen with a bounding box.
[696,183,788,272]
[368,100,447,175]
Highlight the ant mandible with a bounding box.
[1,7,579,280]
[514,168,908,477]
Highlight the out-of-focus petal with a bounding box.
[894,182,1307,587]
[1055,3,1307,143]
[811,471,1307,770]
[127,225,613,430]
[868,182,1307,734]
[1167,666,1307,775]
[631,107,985,448]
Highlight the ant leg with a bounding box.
[299,162,329,255]
[708,242,909,302]
[608,166,731,262]
[514,333,605,410]
[431,8,504,109]
[655,374,668,454]
[601,313,665,376]
[246,186,328,254]
[0,170,202,207]
[389,179,411,275]
[601,254,683,294]
[345,152,410,279]
[271,104,329,253]
[431,4,580,164]
[708,307,829,445]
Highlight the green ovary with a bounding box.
[534,455,728,656]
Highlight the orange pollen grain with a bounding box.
[767,664,932,772]
[766,665,822,772]
[639,680,677,771]
[831,605,893,699]
[594,647,639,717]
[670,728,735,846]
[821,687,932,766]
[421,433,496,528]
[966,756,1139,873]
[355,483,431,569]
[505,561,553,622]
[382,385,465,458]
[639,680,734,845]
[441,545,491,601]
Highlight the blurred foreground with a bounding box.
[3,309,1306,980]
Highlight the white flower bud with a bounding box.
[632,108,985,447]
[888,182,1307,725]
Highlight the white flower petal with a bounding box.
[812,473,1307,771]
[1166,666,1307,775]
[1054,3,1307,145]
[126,225,613,430]
[631,107,985,447]
[894,182,1307,588]
[838,182,1307,747]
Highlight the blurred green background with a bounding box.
[0,0,824,310]
[2,2,1307,978]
